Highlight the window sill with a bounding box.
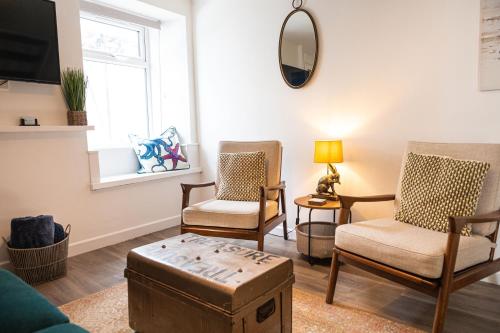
[91,167,202,190]
[88,142,199,151]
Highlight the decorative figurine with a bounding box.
[314,164,341,200]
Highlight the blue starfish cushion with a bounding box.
[129,127,190,173]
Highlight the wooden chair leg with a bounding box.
[257,235,264,252]
[326,251,340,304]
[282,219,289,240]
[432,284,452,333]
[280,188,288,241]
[432,231,459,333]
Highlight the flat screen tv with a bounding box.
[0,0,61,84]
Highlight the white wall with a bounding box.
[0,0,197,129]
[0,131,201,263]
[0,0,201,264]
[0,0,82,125]
[193,0,500,283]
[281,40,302,69]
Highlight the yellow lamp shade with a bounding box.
[314,140,343,163]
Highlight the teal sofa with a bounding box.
[0,269,88,333]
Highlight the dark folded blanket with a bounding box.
[54,223,65,244]
[10,216,55,249]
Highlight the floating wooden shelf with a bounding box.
[0,126,95,133]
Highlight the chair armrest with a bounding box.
[258,182,286,230]
[181,182,216,210]
[181,182,216,192]
[259,181,286,197]
[339,194,396,209]
[448,210,500,234]
[336,194,395,225]
[440,210,500,281]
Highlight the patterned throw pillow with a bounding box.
[129,127,190,173]
[216,151,266,202]
[395,152,490,236]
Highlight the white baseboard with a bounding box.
[68,215,180,257]
[271,225,296,240]
[0,215,180,269]
[2,219,500,287]
[482,272,500,285]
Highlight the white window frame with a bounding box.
[80,11,157,147]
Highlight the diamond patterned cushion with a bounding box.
[216,151,266,202]
[395,152,490,236]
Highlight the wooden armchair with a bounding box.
[326,142,500,333]
[180,141,288,251]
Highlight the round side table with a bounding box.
[294,195,351,265]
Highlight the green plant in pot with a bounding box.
[61,68,88,126]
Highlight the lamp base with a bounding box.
[315,164,341,202]
[311,193,338,201]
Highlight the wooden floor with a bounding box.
[34,227,500,333]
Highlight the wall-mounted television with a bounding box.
[0,0,61,84]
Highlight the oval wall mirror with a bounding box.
[279,2,318,89]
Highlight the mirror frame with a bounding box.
[278,8,319,89]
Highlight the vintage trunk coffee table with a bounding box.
[125,233,294,333]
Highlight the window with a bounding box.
[81,13,160,148]
[81,17,144,59]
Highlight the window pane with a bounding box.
[85,60,149,147]
[81,17,142,58]
[84,61,110,146]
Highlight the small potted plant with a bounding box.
[61,68,88,126]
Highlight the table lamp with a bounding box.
[313,140,343,200]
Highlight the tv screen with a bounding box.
[0,0,61,84]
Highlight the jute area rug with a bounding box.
[59,283,423,333]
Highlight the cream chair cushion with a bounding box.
[395,142,500,236]
[183,199,279,229]
[335,219,494,279]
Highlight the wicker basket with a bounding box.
[296,222,337,259]
[3,225,71,285]
[67,111,87,126]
